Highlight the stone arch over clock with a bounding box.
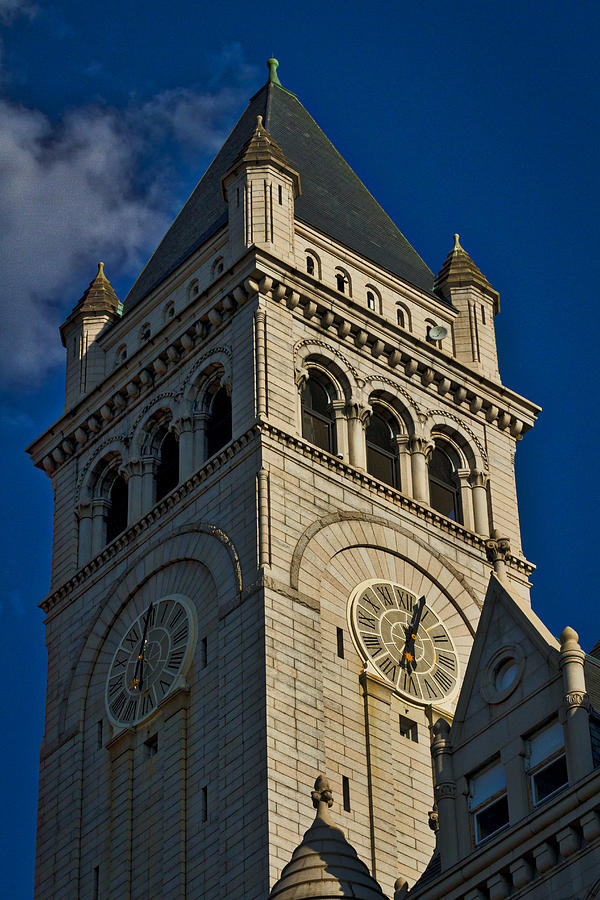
[290,512,482,892]
[56,524,244,898]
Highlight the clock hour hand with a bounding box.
[132,603,153,692]
[401,596,426,672]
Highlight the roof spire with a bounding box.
[452,233,463,253]
[267,57,282,86]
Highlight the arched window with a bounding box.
[367,291,376,311]
[212,257,224,279]
[336,272,347,293]
[429,446,462,522]
[115,344,127,367]
[397,309,405,328]
[105,474,128,543]
[140,322,151,343]
[306,255,315,276]
[164,301,175,322]
[206,387,232,458]
[366,409,399,488]
[301,376,336,454]
[155,431,179,501]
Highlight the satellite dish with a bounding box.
[428,325,448,341]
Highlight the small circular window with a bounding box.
[481,644,524,704]
[494,658,519,692]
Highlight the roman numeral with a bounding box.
[437,653,456,671]
[172,624,189,645]
[123,626,139,648]
[158,677,173,697]
[402,673,420,697]
[141,692,156,717]
[379,657,397,681]
[108,677,123,698]
[362,634,384,655]
[432,632,450,644]
[144,605,156,628]
[158,601,170,624]
[423,678,440,699]
[421,609,434,626]
[361,595,381,613]
[433,668,453,692]
[396,589,414,611]
[169,607,185,628]
[167,649,185,670]
[122,699,138,722]
[110,692,127,716]
[358,611,377,629]
[374,584,395,607]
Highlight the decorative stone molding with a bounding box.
[293,337,362,384]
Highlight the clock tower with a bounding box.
[29,60,540,899]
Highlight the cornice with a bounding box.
[257,420,534,578]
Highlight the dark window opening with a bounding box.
[156,431,179,501]
[105,474,128,543]
[202,785,208,822]
[206,387,232,458]
[336,627,344,659]
[367,291,376,311]
[201,636,208,668]
[97,720,103,750]
[93,866,99,900]
[366,411,399,489]
[145,734,158,758]
[429,447,462,523]
[342,776,351,812]
[236,187,240,207]
[278,184,283,204]
[532,755,568,805]
[481,304,486,325]
[474,795,509,844]
[399,715,418,742]
[301,377,335,454]
[306,256,315,276]
[397,309,405,328]
[336,273,346,293]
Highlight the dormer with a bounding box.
[221,106,301,264]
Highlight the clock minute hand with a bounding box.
[135,603,153,692]
[401,596,426,672]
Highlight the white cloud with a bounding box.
[0,0,36,23]
[0,50,258,387]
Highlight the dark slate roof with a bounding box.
[123,80,437,314]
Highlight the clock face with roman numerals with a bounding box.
[105,595,197,727]
[349,580,459,703]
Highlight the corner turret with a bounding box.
[59,262,120,409]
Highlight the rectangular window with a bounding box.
[278,184,283,204]
[336,627,344,659]
[481,304,486,325]
[202,785,208,822]
[97,719,103,750]
[201,636,208,668]
[399,715,418,743]
[342,775,351,812]
[527,722,568,805]
[469,761,508,845]
[93,865,99,900]
[145,734,158,757]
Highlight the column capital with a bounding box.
[345,401,371,426]
[91,497,111,514]
[120,457,143,478]
[469,468,489,488]
[485,532,511,565]
[76,501,93,520]
[410,436,433,457]
[171,415,193,437]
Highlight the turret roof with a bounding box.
[268,775,389,900]
[123,62,436,314]
[435,234,500,312]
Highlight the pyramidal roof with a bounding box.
[124,62,436,314]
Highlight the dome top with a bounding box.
[268,775,389,899]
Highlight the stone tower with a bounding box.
[29,60,540,899]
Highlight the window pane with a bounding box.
[366,446,396,487]
[156,432,179,500]
[106,475,128,543]
[430,481,457,520]
[303,410,332,453]
[533,755,568,804]
[475,795,508,843]
[529,722,564,769]
[469,763,505,809]
[206,388,232,457]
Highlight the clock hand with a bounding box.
[132,603,153,692]
[401,596,426,673]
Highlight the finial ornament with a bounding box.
[452,233,463,252]
[311,774,334,809]
[267,57,282,86]
[97,261,105,277]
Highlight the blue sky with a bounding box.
[0,0,598,895]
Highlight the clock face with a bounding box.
[349,580,459,703]
[105,594,197,727]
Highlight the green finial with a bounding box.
[267,58,281,86]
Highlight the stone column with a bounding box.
[193,410,209,470]
[395,435,412,495]
[91,498,109,556]
[346,403,370,470]
[559,626,594,781]
[257,467,271,567]
[470,470,490,536]
[360,671,397,894]
[431,718,458,869]
[141,456,158,513]
[501,737,528,822]
[410,438,432,503]
[125,458,143,523]
[457,468,475,531]
[174,416,194,481]
[255,306,267,418]
[77,501,93,566]
[485,531,511,582]
[331,399,349,459]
